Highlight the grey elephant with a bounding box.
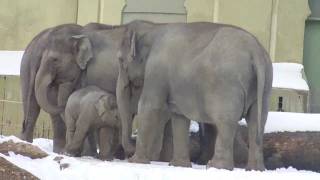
[64,86,120,160]
[20,24,83,153]
[115,20,273,170]
[19,23,131,153]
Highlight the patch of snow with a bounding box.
[1,139,320,180]
[33,138,54,152]
[272,63,309,91]
[189,121,199,133]
[0,135,28,144]
[239,111,320,133]
[0,51,23,75]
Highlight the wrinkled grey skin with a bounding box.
[20,23,116,153]
[31,26,136,155]
[117,20,273,170]
[64,86,120,160]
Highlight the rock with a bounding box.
[0,156,39,180]
[0,140,48,159]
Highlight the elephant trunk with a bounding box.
[35,72,63,114]
[116,74,135,156]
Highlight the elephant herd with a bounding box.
[19,20,273,171]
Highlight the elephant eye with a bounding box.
[51,57,58,62]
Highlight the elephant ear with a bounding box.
[118,28,137,66]
[95,96,108,117]
[72,35,93,70]
[94,95,117,117]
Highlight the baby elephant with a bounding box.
[64,86,120,160]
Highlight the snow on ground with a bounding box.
[0,51,23,75]
[2,112,320,179]
[1,136,320,180]
[272,63,309,91]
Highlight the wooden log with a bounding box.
[197,125,320,171]
[0,140,48,159]
[0,156,39,180]
[264,131,320,172]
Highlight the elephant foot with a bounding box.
[246,162,265,171]
[53,140,66,154]
[128,154,150,164]
[124,143,136,158]
[207,159,234,170]
[123,142,136,157]
[169,159,192,167]
[99,154,114,161]
[53,147,65,154]
[64,146,81,157]
[19,132,33,142]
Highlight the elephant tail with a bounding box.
[252,46,268,145]
[20,28,49,132]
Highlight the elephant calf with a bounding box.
[64,86,120,160]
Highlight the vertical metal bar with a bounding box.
[269,0,279,62]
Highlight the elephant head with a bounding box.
[116,28,147,155]
[35,34,93,114]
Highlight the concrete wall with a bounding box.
[0,0,310,63]
[0,0,311,137]
[0,0,78,50]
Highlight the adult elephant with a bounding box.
[29,25,138,155]
[116,20,273,170]
[20,24,83,153]
[20,23,118,153]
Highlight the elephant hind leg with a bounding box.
[20,92,40,142]
[170,113,191,167]
[206,115,237,170]
[245,102,265,171]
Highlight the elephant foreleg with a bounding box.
[65,108,93,156]
[129,109,168,164]
[81,131,98,157]
[98,126,114,161]
[50,114,66,153]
